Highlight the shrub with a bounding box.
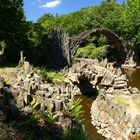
[76,44,96,58]
[98,35,108,47]
[76,44,108,60]
[37,67,65,83]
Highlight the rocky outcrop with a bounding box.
[12,61,81,114]
[91,94,140,140]
[48,27,71,69]
[12,59,139,116]
[66,59,139,96]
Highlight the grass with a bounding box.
[0,63,16,84]
[132,94,140,110]
[37,67,65,83]
[114,97,129,108]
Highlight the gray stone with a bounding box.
[40,101,46,111]
[100,70,114,86]
[106,87,114,94]
[47,99,54,112]
[130,87,139,94]
[16,96,24,108]
[24,106,33,114]
[54,100,62,111]
[114,77,126,82]
[0,76,6,88]
[113,83,127,89]
[24,61,31,74]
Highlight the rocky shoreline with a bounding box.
[91,94,140,140]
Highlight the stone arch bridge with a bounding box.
[48,27,138,69]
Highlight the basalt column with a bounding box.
[48,27,71,69]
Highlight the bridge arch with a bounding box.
[48,27,138,69]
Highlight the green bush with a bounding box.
[98,35,108,47]
[37,67,65,83]
[76,44,96,58]
[76,44,108,60]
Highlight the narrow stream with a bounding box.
[75,95,105,140]
[75,68,140,140]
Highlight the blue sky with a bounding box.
[23,0,125,22]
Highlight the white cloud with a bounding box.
[40,0,61,8]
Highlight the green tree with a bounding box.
[0,0,28,62]
[0,0,25,40]
[120,0,140,39]
[37,13,56,33]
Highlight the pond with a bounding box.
[76,68,140,140]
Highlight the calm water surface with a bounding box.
[75,95,105,140]
[122,68,140,89]
[76,68,140,140]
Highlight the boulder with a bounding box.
[113,83,127,89]
[100,70,114,86]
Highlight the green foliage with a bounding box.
[0,0,25,40]
[37,13,56,33]
[114,97,129,108]
[132,95,140,110]
[30,101,40,111]
[0,0,30,62]
[36,0,140,61]
[37,68,65,83]
[98,35,108,46]
[69,98,84,123]
[76,44,96,58]
[63,128,71,137]
[76,44,108,60]
[0,41,6,51]
[0,122,4,129]
[40,112,59,125]
[68,98,87,140]
[1,0,140,66]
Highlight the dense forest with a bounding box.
[0,0,140,65]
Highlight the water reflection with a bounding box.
[122,68,140,89]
